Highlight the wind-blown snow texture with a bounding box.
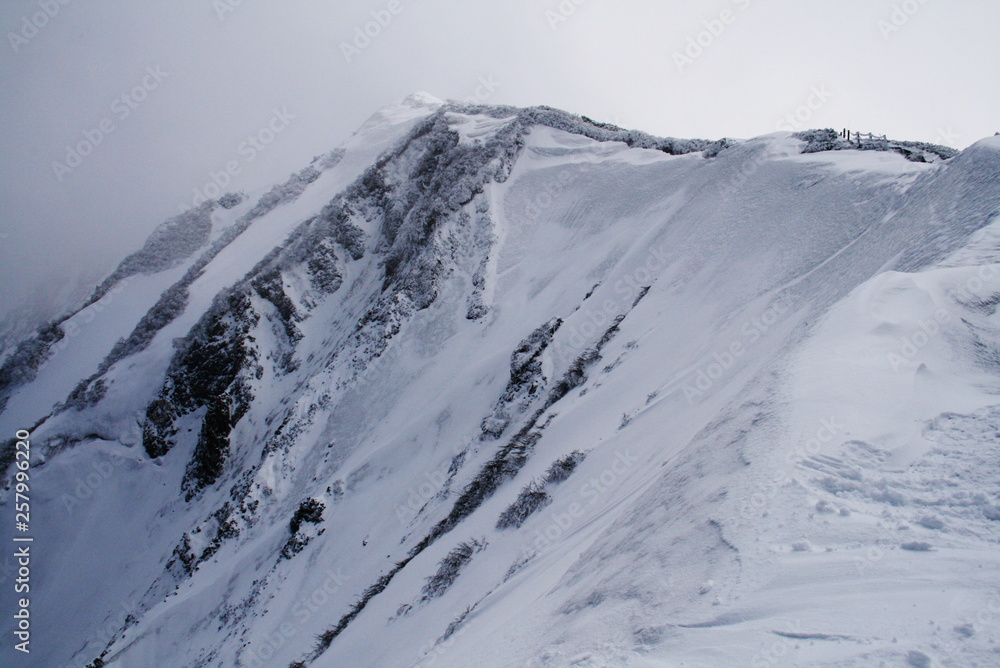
[1,93,998,668]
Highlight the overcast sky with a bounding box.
[0,0,997,337]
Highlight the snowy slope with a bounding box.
[0,101,997,668]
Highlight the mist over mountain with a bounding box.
[1,94,999,667]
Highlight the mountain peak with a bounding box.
[346,92,445,146]
[399,90,445,109]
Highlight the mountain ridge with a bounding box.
[1,97,998,668]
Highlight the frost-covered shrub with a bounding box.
[514,105,714,155]
[251,269,301,344]
[702,138,736,158]
[413,415,545,559]
[310,555,417,656]
[794,129,849,154]
[369,112,526,310]
[107,285,188,368]
[440,603,477,641]
[246,166,321,220]
[900,541,933,552]
[312,200,367,262]
[544,451,586,484]
[85,202,215,307]
[793,128,958,162]
[61,281,191,411]
[511,318,561,379]
[466,237,491,320]
[548,348,600,404]
[481,318,562,439]
[496,482,551,530]
[889,139,958,162]
[217,191,245,209]
[417,315,623,556]
[84,166,316,389]
[580,115,623,132]
[317,148,346,170]
[548,315,623,404]
[0,322,64,407]
[496,451,586,530]
[421,538,487,600]
[305,237,344,295]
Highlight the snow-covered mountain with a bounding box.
[2,93,999,668]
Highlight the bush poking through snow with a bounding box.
[544,451,586,484]
[218,191,245,209]
[0,322,65,409]
[548,316,624,404]
[441,604,476,642]
[496,482,551,530]
[421,538,487,601]
[793,128,957,163]
[481,318,562,439]
[496,451,586,529]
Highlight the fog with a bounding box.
[0,0,996,346]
